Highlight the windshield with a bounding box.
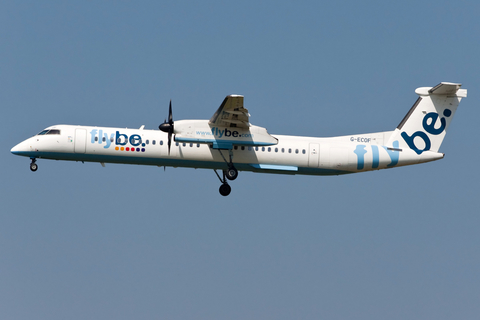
[36,129,61,136]
[36,130,49,135]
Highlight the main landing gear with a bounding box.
[225,166,238,181]
[215,149,239,196]
[215,169,236,196]
[30,158,38,172]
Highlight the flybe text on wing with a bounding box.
[195,127,254,138]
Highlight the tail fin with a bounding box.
[387,82,467,154]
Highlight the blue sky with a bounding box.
[1,1,480,319]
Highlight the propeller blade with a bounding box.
[167,131,172,155]
[159,100,174,156]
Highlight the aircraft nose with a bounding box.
[11,142,22,154]
[11,140,32,156]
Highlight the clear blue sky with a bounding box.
[1,1,479,319]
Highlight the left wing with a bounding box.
[209,95,250,128]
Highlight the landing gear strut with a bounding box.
[214,149,239,196]
[30,158,38,172]
[214,170,232,196]
[217,149,238,181]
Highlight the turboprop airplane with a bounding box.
[11,82,467,196]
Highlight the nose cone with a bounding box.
[11,139,33,157]
[11,142,22,154]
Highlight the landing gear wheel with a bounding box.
[225,167,238,181]
[219,183,231,196]
[30,160,38,172]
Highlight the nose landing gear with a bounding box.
[30,158,38,172]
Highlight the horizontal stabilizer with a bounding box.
[429,82,461,95]
[415,82,467,97]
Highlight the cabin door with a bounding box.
[74,129,87,153]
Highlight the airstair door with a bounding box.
[74,129,87,153]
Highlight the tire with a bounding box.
[225,167,238,181]
[219,183,231,196]
[30,163,38,172]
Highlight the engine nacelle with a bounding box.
[173,120,278,149]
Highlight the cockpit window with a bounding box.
[36,129,61,136]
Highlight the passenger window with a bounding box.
[288,148,292,153]
[281,148,285,153]
[110,138,114,142]
[160,140,164,145]
[295,149,299,154]
[241,146,245,151]
[234,146,238,150]
[102,137,106,142]
[262,147,265,152]
[146,140,149,145]
[152,140,156,145]
[197,144,200,148]
[176,142,179,146]
[302,149,306,154]
[268,147,271,152]
[95,136,98,142]
[275,148,278,153]
[255,147,258,151]
[182,143,186,147]
[190,143,193,147]
[248,147,252,151]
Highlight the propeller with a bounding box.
[159,100,174,155]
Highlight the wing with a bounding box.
[209,95,250,128]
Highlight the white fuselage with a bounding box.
[10,83,466,196]
[11,124,444,175]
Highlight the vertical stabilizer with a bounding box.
[387,82,467,154]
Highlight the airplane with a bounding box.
[11,82,467,196]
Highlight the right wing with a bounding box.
[209,95,250,128]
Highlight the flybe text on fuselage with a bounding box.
[89,129,145,149]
